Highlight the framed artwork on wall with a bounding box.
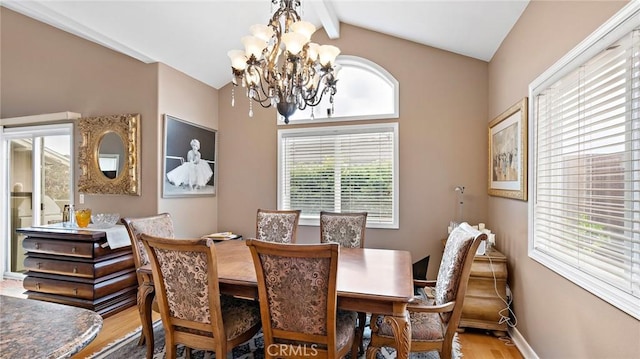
[162,114,217,198]
[488,97,528,201]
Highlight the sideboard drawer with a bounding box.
[24,276,94,300]
[469,259,508,279]
[23,238,94,258]
[465,277,507,298]
[24,257,96,278]
[24,271,137,300]
[23,254,135,278]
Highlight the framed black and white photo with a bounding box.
[163,114,217,198]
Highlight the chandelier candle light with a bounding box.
[227,0,341,124]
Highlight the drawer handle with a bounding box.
[73,266,78,273]
[35,242,40,249]
[37,262,41,269]
[73,288,78,296]
[71,246,77,253]
[35,283,40,290]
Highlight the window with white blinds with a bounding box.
[529,4,640,319]
[278,123,398,228]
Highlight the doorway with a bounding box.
[0,123,74,278]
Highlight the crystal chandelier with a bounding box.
[227,0,341,124]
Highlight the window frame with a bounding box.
[528,2,640,319]
[278,55,400,125]
[277,123,399,229]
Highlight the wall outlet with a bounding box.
[79,193,85,204]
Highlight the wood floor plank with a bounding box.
[458,328,523,359]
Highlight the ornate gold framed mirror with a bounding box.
[78,113,140,195]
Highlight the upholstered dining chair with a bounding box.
[246,239,360,359]
[256,208,301,243]
[319,211,367,248]
[122,213,175,358]
[142,234,262,359]
[319,211,368,353]
[367,222,486,359]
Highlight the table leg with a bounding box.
[137,279,155,359]
[387,312,411,359]
[365,312,411,359]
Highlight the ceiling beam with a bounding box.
[310,0,340,39]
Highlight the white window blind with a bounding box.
[278,123,398,228]
[530,15,640,319]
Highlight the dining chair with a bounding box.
[142,234,262,359]
[319,211,368,354]
[256,208,301,243]
[246,239,360,359]
[122,212,175,356]
[367,222,486,359]
[319,211,367,248]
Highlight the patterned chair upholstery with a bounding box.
[256,209,301,243]
[122,213,175,356]
[320,211,367,248]
[367,222,486,359]
[246,239,360,359]
[142,234,262,359]
[122,213,175,276]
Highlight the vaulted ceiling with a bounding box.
[2,0,530,89]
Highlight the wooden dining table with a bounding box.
[137,239,414,359]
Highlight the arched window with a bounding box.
[280,55,399,124]
[277,56,399,228]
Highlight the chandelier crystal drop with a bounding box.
[227,0,341,124]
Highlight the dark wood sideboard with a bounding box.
[16,225,137,318]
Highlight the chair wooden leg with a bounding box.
[166,344,177,359]
[352,315,362,358]
[137,331,146,346]
[137,280,155,359]
[357,312,367,355]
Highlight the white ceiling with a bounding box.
[2,0,530,89]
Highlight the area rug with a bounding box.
[89,321,461,359]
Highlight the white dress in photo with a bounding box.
[166,150,213,188]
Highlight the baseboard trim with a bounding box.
[509,326,539,359]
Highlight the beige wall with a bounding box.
[0,7,159,218]
[218,23,489,272]
[157,63,220,237]
[489,1,640,358]
[5,2,640,356]
[1,8,220,237]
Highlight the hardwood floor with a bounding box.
[457,328,523,359]
[0,279,523,358]
[72,305,161,358]
[74,307,523,359]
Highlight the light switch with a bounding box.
[79,193,85,204]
